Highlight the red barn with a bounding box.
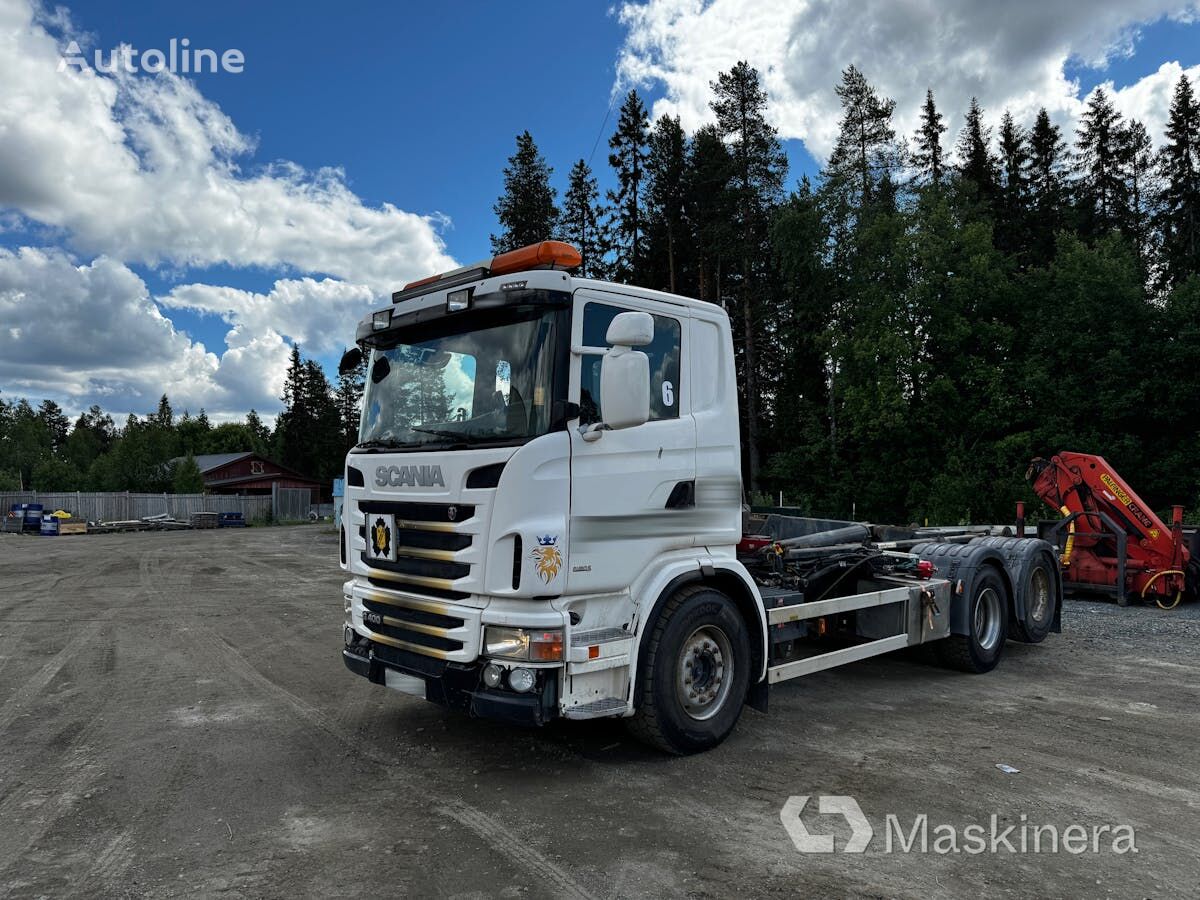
[179,452,322,498]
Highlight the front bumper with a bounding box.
[342,635,558,727]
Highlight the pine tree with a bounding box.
[607,90,651,283]
[1028,107,1068,261]
[686,124,735,303]
[1157,74,1200,288]
[1075,87,1128,237]
[172,454,205,493]
[335,349,367,451]
[710,60,788,491]
[913,89,946,185]
[956,97,998,210]
[646,115,690,293]
[64,405,114,473]
[274,346,306,472]
[36,400,69,454]
[491,131,558,253]
[245,409,271,455]
[1121,119,1155,270]
[827,65,899,205]
[768,177,834,504]
[153,394,174,429]
[560,160,609,278]
[996,110,1031,258]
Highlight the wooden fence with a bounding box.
[1,491,273,523]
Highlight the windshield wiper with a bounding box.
[411,426,478,441]
[354,438,419,452]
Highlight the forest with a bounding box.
[491,63,1200,523]
[0,347,362,495]
[3,63,1199,524]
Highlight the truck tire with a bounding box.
[627,585,750,755]
[1012,553,1058,643]
[936,568,1008,673]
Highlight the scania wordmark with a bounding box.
[339,241,1061,753]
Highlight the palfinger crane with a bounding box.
[1028,452,1198,608]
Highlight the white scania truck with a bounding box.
[339,241,1061,754]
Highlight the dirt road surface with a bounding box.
[1,527,1197,898]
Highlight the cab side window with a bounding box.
[580,302,681,424]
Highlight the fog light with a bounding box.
[344,626,354,646]
[482,663,503,689]
[508,667,536,693]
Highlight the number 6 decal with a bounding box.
[662,380,675,407]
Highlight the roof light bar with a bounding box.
[489,240,582,276]
[391,241,582,304]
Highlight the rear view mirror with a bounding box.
[580,311,653,441]
[606,311,654,347]
[597,346,650,431]
[339,346,363,375]
[370,355,390,384]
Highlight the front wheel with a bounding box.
[627,585,751,754]
[936,568,1009,673]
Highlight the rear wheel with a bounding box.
[1013,554,1058,643]
[937,568,1008,673]
[627,585,750,755]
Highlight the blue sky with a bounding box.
[2,0,1198,421]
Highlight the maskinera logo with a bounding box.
[780,795,1138,855]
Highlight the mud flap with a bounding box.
[747,676,769,713]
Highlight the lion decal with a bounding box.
[532,534,562,583]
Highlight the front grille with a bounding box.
[361,592,468,656]
[359,500,475,523]
[356,499,477,600]
[363,554,469,581]
[363,596,463,630]
[366,576,471,601]
[369,619,463,652]
[360,524,472,553]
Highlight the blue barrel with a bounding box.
[40,514,59,536]
[24,503,43,531]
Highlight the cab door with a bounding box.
[566,290,697,594]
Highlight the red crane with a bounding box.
[1027,452,1197,608]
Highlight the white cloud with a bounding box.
[615,0,1200,159]
[0,0,456,291]
[0,246,285,418]
[159,277,377,357]
[0,0,465,420]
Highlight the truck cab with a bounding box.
[340,241,1060,754]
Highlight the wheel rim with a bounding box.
[1028,567,1051,625]
[676,625,734,721]
[974,587,1002,651]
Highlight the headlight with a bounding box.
[484,626,563,661]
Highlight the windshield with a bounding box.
[357,299,569,449]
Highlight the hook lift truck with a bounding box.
[1028,452,1200,610]
[338,241,1064,754]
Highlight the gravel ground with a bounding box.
[1,527,1198,898]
